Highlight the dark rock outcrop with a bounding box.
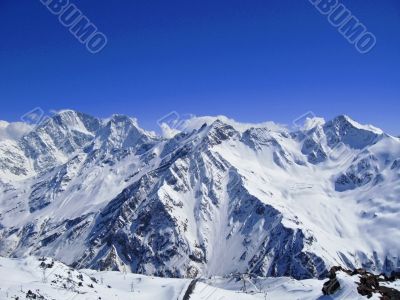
[322,277,340,295]
[327,266,400,299]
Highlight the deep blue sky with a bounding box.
[0,0,399,133]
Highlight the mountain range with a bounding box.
[0,110,399,280]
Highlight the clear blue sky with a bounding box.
[0,0,399,134]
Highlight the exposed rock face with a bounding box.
[323,115,380,150]
[20,110,101,172]
[322,277,340,295]
[326,266,400,299]
[335,155,381,191]
[0,111,400,280]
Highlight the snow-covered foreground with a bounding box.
[0,256,380,299]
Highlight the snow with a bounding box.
[301,117,326,131]
[0,120,33,141]
[199,273,378,300]
[177,115,287,134]
[0,256,382,300]
[0,110,399,288]
[341,115,384,135]
[0,256,188,300]
[160,122,182,138]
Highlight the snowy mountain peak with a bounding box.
[93,114,157,150]
[0,112,399,282]
[326,115,383,135]
[50,110,100,134]
[200,119,240,146]
[323,115,383,149]
[16,110,100,172]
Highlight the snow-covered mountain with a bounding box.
[0,110,399,281]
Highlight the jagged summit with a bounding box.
[2,110,386,143]
[323,115,383,150]
[333,114,383,134]
[0,111,399,280]
[93,114,157,150]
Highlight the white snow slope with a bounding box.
[0,111,399,281]
[0,256,380,300]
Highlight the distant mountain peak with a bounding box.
[328,115,383,135]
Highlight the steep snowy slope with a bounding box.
[0,111,399,281]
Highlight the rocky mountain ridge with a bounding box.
[0,110,399,280]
